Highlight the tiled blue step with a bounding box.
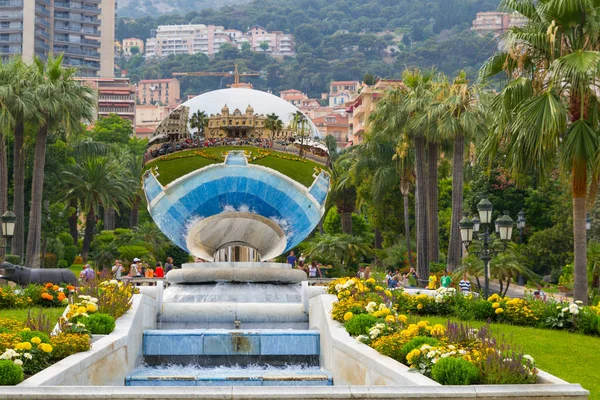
[125,365,333,386]
[143,329,320,356]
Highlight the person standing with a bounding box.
[111,260,123,280]
[459,273,472,293]
[287,251,297,267]
[364,266,372,280]
[428,273,438,289]
[154,262,164,278]
[356,266,365,279]
[128,258,142,278]
[308,260,322,278]
[164,257,174,275]
[440,271,452,288]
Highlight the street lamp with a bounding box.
[459,199,514,299]
[516,210,526,285]
[1,210,16,256]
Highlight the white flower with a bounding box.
[369,328,381,339]
[427,351,436,358]
[356,335,369,343]
[447,345,456,350]
[365,302,377,313]
[575,300,583,305]
[523,354,534,364]
[90,297,99,303]
[378,303,387,311]
[335,284,343,292]
[459,349,467,355]
[420,344,432,351]
[435,295,443,303]
[562,307,569,312]
[13,359,23,366]
[441,352,452,358]
[23,353,32,360]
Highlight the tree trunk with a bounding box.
[572,160,588,304]
[318,217,324,235]
[25,124,49,268]
[104,207,116,230]
[12,120,25,260]
[414,135,429,286]
[0,130,7,260]
[374,227,383,249]
[402,192,413,269]
[129,197,140,228]
[427,141,439,264]
[340,212,353,235]
[81,209,96,260]
[68,198,79,246]
[447,134,465,272]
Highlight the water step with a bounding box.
[162,282,303,303]
[143,329,320,366]
[125,365,333,387]
[159,302,308,323]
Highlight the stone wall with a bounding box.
[19,294,157,387]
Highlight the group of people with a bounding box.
[109,257,175,280]
[286,251,323,278]
[384,267,420,289]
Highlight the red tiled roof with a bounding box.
[135,126,155,133]
[280,89,303,93]
[138,78,178,84]
[330,81,358,85]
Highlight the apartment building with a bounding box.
[311,113,349,149]
[0,0,115,77]
[145,24,295,58]
[137,78,180,107]
[328,80,360,106]
[122,37,143,55]
[472,12,527,35]
[76,77,136,122]
[346,79,403,145]
[279,89,308,106]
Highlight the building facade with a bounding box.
[312,113,349,148]
[76,77,136,122]
[328,80,360,106]
[472,12,527,35]
[137,78,180,107]
[153,105,189,142]
[279,89,308,106]
[122,37,143,55]
[145,24,294,58]
[206,104,293,139]
[346,79,403,145]
[0,0,114,77]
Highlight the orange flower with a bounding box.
[45,283,53,288]
[52,285,59,291]
[67,285,75,291]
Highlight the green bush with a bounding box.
[431,357,480,385]
[18,330,50,343]
[345,314,378,336]
[467,299,495,321]
[4,254,21,265]
[57,260,69,269]
[80,313,116,335]
[63,245,78,266]
[399,336,440,363]
[57,232,75,246]
[0,359,24,385]
[44,253,57,269]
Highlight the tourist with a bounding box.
[164,257,174,274]
[536,284,547,301]
[409,267,419,282]
[298,260,308,275]
[154,262,165,278]
[145,266,155,278]
[387,271,398,289]
[128,258,142,278]
[298,253,306,265]
[80,264,95,283]
[392,269,403,284]
[308,260,322,278]
[402,273,409,288]
[111,260,123,280]
[287,251,297,267]
[428,272,438,289]
[356,266,365,279]
[440,270,452,288]
[459,274,471,293]
[364,266,372,280]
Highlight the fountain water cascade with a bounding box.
[127,150,332,386]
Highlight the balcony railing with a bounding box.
[35,29,50,39]
[35,5,49,16]
[0,0,23,7]
[35,17,49,27]
[55,46,99,57]
[54,2,100,13]
[0,11,22,18]
[0,36,20,42]
[99,108,134,114]
[0,24,23,31]
[35,39,49,51]
[0,45,20,53]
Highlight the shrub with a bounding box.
[50,333,90,360]
[57,260,68,269]
[18,330,50,344]
[0,286,26,309]
[57,232,75,246]
[371,331,409,361]
[345,314,378,336]
[0,359,24,385]
[80,313,115,334]
[468,299,495,321]
[44,253,57,269]
[399,336,440,364]
[4,255,21,265]
[73,255,83,265]
[63,245,78,266]
[431,357,480,385]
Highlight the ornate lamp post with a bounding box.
[459,199,514,298]
[1,210,16,256]
[516,210,526,285]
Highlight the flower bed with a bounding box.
[329,277,541,385]
[0,279,134,385]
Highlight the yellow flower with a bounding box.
[373,311,383,318]
[22,328,30,332]
[38,343,53,353]
[385,315,395,323]
[397,314,408,324]
[417,303,423,310]
[381,308,391,315]
[495,307,504,314]
[384,290,392,297]
[417,320,428,328]
[492,302,500,309]
[344,312,354,321]
[375,286,384,291]
[77,306,87,314]
[30,337,42,345]
[406,349,421,364]
[16,341,32,351]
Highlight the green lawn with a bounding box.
[146,146,325,188]
[422,315,599,398]
[0,307,66,328]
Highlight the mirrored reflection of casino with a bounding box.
[206,104,294,139]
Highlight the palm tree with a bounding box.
[265,113,283,141]
[133,221,170,259]
[330,156,356,235]
[480,0,600,303]
[126,153,145,228]
[189,110,208,138]
[25,55,95,267]
[291,111,309,157]
[0,59,39,260]
[61,156,131,260]
[436,72,486,272]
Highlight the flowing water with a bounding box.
[162,282,302,303]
